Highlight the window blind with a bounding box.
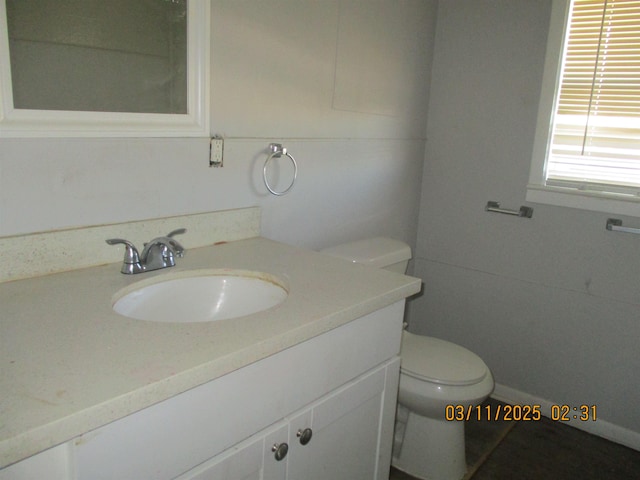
[548,0,640,195]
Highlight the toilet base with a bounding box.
[392,405,467,480]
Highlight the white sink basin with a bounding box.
[113,270,288,323]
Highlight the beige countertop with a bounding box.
[0,237,421,468]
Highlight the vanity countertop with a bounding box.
[0,237,421,468]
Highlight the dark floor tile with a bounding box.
[471,417,640,480]
[465,398,515,468]
[389,466,417,480]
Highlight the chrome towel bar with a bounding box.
[485,201,533,218]
[606,218,640,235]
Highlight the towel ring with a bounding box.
[263,143,298,196]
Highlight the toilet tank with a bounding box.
[320,237,411,273]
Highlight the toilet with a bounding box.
[321,237,494,480]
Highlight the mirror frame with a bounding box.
[0,0,210,137]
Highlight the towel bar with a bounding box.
[485,201,533,218]
[606,218,640,235]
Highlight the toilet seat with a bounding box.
[401,331,488,386]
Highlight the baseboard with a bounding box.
[492,383,640,452]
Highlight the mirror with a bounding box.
[0,0,209,137]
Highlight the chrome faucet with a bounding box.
[106,228,186,274]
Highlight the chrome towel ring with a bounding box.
[263,143,298,196]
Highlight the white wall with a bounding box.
[0,0,437,253]
[408,0,640,447]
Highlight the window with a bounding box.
[528,0,640,216]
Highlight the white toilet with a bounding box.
[321,237,494,480]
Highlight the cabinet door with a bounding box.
[286,361,396,480]
[175,422,288,480]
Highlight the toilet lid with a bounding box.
[400,331,489,386]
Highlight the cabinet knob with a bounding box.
[272,442,289,461]
[297,427,313,445]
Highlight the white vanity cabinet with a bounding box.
[69,301,405,480]
[178,358,400,480]
[1,236,422,477]
[0,443,74,480]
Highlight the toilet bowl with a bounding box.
[321,237,494,480]
[394,331,494,480]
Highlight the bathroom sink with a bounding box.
[112,270,288,323]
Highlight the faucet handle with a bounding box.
[106,238,143,274]
[166,228,186,257]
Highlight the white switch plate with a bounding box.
[210,137,224,167]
